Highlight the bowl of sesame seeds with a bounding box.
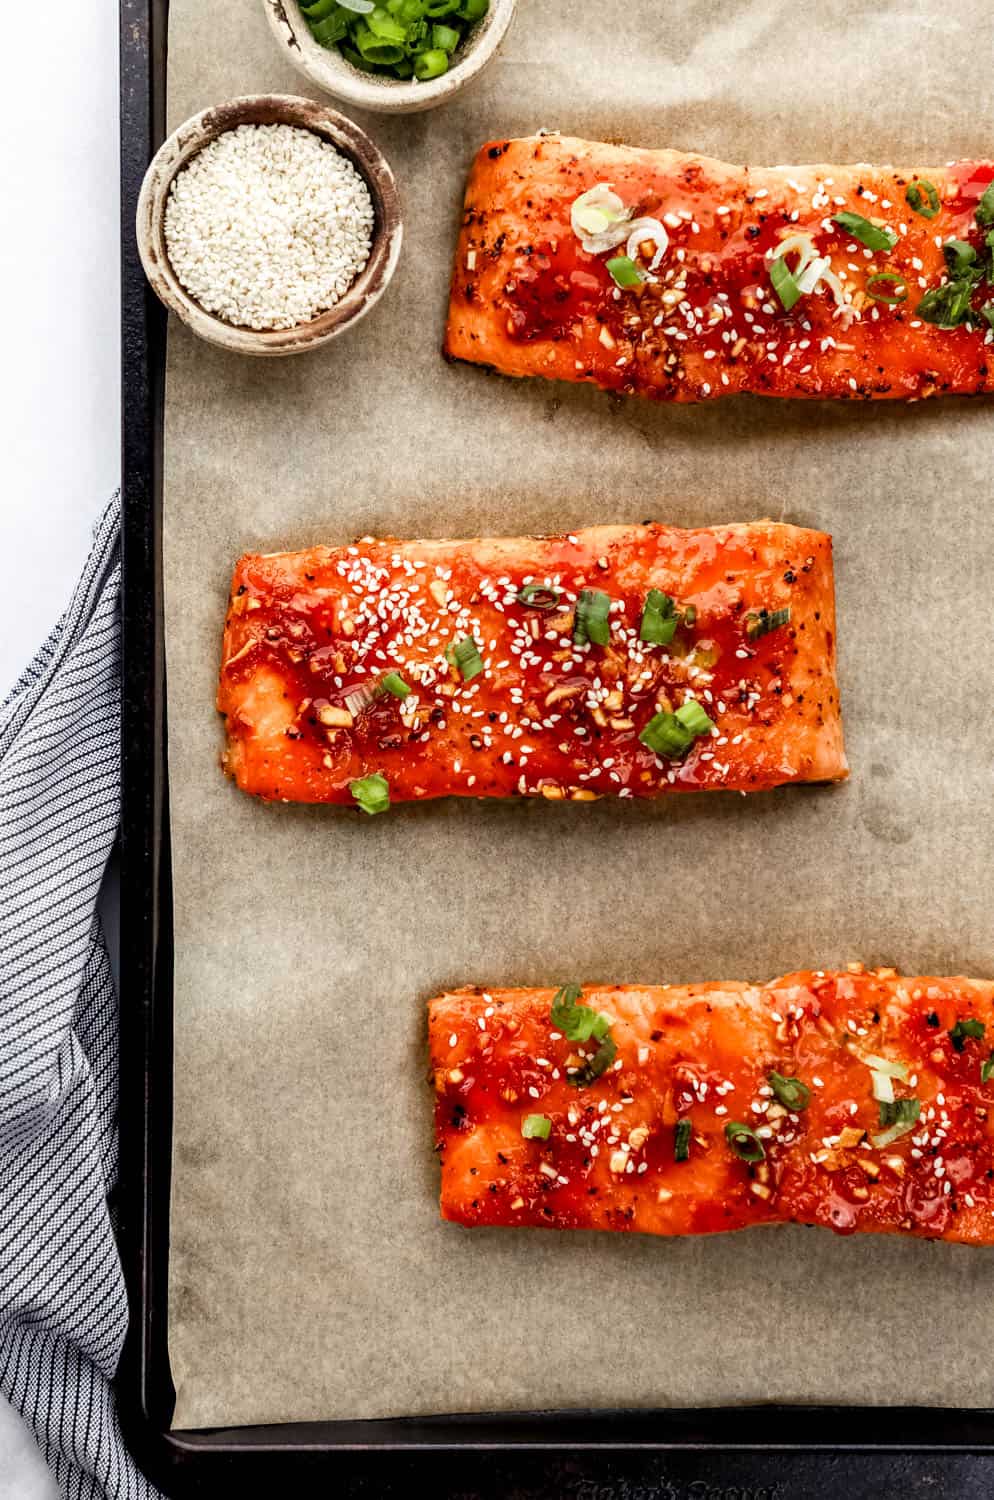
[135,94,403,355]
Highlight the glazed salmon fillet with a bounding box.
[430,970,994,1244]
[445,134,994,402]
[218,522,845,807]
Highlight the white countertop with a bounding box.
[0,3,119,1495]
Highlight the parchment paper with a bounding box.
[164,0,994,1429]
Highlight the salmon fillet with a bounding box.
[445,134,994,402]
[218,522,846,806]
[430,970,994,1244]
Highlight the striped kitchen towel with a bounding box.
[0,493,162,1500]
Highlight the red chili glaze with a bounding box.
[430,970,994,1244]
[445,136,994,403]
[217,523,846,806]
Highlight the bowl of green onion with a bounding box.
[263,0,516,114]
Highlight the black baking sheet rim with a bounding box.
[116,0,994,1491]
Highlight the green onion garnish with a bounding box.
[746,606,791,641]
[638,701,714,759]
[432,22,460,50]
[606,255,643,289]
[976,181,994,227]
[349,772,390,815]
[309,10,351,45]
[414,47,449,79]
[639,588,682,645]
[549,984,612,1045]
[674,699,715,738]
[770,256,802,312]
[768,1071,811,1111]
[866,271,909,304]
[982,304,994,331]
[381,671,411,698]
[943,239,980,278]
[521,1113,551,1141]
[516,584,561,610]
[857,1052,909,1081]
[981,1051,994,1084]
[638,712,692,759]
[674,1118,692,1162]
[916,280,976,329]
[725,1121,765,1163]
[905,179,941,219]
[878,1097,921,1129]
[301,0,489,82]
[949,1017,985,1052]
[450,636,484,681]
[567,1035,618,1089]
[871,1097,920,1148]
[573,588,612,647]
[833,211,897,253]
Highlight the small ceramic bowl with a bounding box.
[135,94,403,356]
[262,0,516,114]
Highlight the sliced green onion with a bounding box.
[349,772,390,815]
[725,1121,765,1163]
[878,1098,921,1129]
[981,1051,994,1084]
[414,46,449,77]
[606,255,644,289]
[857,1052,909,1081]
[745,606,791,641]
[338,0,376,11]
[976,181,994,227]
[768,1071,810,1111]
[674,699,715,738]
[638,711,692,759]
[549,983,611,1045]
[353,23,406,62]
[426,0,457,12]
[638,701,714,758]
[916,279,976,328]
[866,271,909,304]
[872,1120,920,1149]
[381,671,411,698]
[521,1114,551,1141]
[458,0,488,17]
[871,1070,895,1105]
[516,583,561,610]
[674,1119,691,1162]
[311,12,352,43]
[872,1097,921,1147]
[949,1017,985,1052]
[567,1035,617,1089]
[640,588,679,645]
[573,588,612,647]
[303,0,348,16]
[833,211,897,252]
[906,179,941,219]
[366,8,408,40]
[770,256,802,312]
[432,22,460,49]
[943,239,981,278]
[450,636,484,681]
[875,1104,923,1146]
[982,304,994,331]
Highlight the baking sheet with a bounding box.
[164,0,994,1429]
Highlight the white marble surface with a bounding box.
[0,0,120,1495]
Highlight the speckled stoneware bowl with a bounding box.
[135,94,403,356]
[263,0,516,114]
